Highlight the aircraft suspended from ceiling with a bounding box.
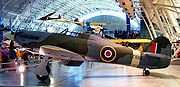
[38,12,129,33]
[38,12,152,43]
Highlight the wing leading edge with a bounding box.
[39,45,85,61]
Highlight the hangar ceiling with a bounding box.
[1,0,134,32]
[0,0,121,18]
[0,0,179,40]
[0,0,179,58]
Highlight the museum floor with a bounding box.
[0,60,180,87]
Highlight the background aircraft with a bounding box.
[5,30,171,81]
[38,12,61,20]
[38,12,128,33]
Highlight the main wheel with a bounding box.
[143,70,150,76]
[36,75,49,81]
[36,65,51,81]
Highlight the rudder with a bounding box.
[144,36,171,57]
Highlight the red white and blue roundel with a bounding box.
[100,46,117,62]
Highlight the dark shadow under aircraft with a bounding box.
[4,30,171,81]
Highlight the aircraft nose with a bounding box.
[4,31,15,40]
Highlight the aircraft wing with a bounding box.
[108,39,152,43]
[51,20,107,26]
[39,45,85,61]
[74,22,127,26]
[50,19,128,26]
[87,22,106,25]
[52,19,72,23]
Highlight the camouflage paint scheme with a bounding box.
[11,31,171,69]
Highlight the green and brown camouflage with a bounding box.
[5,30,171,69]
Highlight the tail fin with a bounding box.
[144,36,171,57]
[58,14,61,19]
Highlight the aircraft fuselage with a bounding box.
[13,31,170,69]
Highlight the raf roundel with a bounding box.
[100,46,117,62]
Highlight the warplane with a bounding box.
[38,12,61,20]
[4,30,171,81]
[38,12,128,33]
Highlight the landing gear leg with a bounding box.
[143,67,150,76]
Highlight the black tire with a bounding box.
[144,70,150,76]
[36,75,49,81]
[46,64,51,74]
[36,65,51,81]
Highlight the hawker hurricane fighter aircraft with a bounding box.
[5,30,171,81]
